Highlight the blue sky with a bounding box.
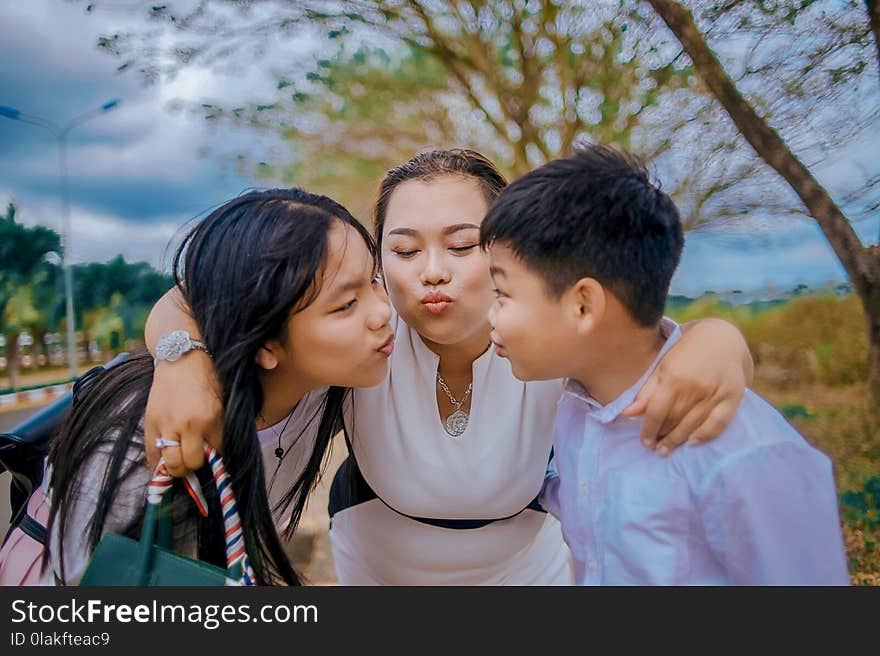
[1,1,877,296]
[672,215,878,296]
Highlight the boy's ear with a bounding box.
[568,277,606,335]
[256,340,281,371]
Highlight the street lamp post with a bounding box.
[0,99,121,380]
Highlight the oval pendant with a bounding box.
[444,410,468,438]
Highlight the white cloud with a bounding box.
[73,209,184,270]
[2,0,281,181]
[2,2,129,74]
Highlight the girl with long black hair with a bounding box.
[0,187,393,585]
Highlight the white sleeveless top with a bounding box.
[330,310,572,585]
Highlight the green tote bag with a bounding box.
[80,446,255,586]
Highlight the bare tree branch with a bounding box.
[647,0,880,406]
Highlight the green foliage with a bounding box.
[840,476,880,581]
[82,292,126,351]
[779,403,814,420]
[73,255,171,315]
[841,476,880,531]
[0,203,62,331]
[264,43,455,218]
[0,203,62,279]
[1,207,173,382]
[2,283,41,331]
[71,255,173,347]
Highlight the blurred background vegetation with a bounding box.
[1,201,171,391]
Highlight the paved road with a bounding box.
[0,406,45,432]
[1,403,50,539]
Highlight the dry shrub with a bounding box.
[843,524,880,586]
[750,295,866,387]
[668,294,867,388]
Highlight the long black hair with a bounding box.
[45,188,376,585]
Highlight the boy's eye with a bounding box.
[492,288,507,299]
[334,299,357,313]
[450,245,478,254]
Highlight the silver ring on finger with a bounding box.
[155,437,180,449]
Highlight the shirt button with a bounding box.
[579,482,590,495]
[587,559,598,571]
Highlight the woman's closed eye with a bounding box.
[492,288,508,299]
[392,249,419,258]
[449,244,478,254]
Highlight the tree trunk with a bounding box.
[34,329,47,369]
[868,297,880,417]
[647,0,880,410]
[868,1,880,73]
[83,331,93,364]
[5,332,20,391]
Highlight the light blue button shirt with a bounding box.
[540,318,849,585]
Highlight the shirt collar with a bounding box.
[562,317,682,424]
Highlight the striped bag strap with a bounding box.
[147,444,257,586]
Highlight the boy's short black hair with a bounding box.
[480,144,684,326]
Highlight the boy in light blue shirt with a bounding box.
[480,145,849,585]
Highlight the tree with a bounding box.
[2,283,41,390]
[84,1,880,399]
[87,0,767,227]
[869,0,880,69]
[73,256,173,360]
[0,203,61,297]
[0,203,62,389]
[81,292,125,362]
[645,0,880,407]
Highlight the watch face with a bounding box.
[157,330,192,362]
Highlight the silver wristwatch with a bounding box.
[155,329,211,362]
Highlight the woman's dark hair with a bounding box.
[46,188,376,585]
[372,148,508,256]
